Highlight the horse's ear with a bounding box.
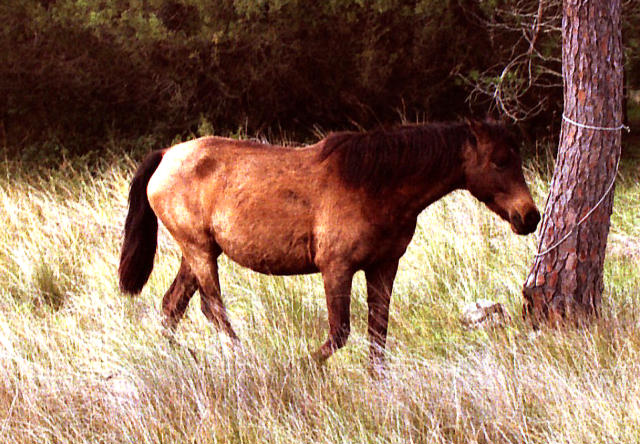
[483,110,501,124]
[465,118,489,143]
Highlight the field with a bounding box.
[0,150,639,444]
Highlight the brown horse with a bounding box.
[118,119,540,368]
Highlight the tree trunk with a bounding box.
[522,0,624,325]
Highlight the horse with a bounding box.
[118,119,540,369]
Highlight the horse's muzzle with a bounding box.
[510,208,541,235]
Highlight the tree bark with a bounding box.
[522,0,624,325]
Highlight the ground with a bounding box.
[0,149,638,443]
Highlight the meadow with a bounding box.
[0,149,638,444]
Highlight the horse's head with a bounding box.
[462,119,540,235]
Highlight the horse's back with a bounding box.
[147,137,325,274]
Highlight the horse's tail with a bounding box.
[118,149,165,295]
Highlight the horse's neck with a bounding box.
[395,160,464,217]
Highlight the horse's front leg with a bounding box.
[365,260,399,373]
[312,266,354,362]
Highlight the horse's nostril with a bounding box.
[511,209,539,235]
[525,209,541,229]
[511,212,524,230]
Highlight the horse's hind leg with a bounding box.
[161,256,198,331]
[365,260,399,373]
[312,266,354,362]
[183,244,238,340]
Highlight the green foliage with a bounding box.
[625,1,640,90]
[1,0,639,158]
[0,0,498,156]
[31,257,69,311]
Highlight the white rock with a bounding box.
[460,299,512,329]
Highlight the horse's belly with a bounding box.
[220,238,318,275]
[227,251,318,275]
[213,218,318,275]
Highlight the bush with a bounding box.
[0,0,495,155]
[0,0,638,157]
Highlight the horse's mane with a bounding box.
[318,122,475,193]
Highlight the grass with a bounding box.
[0,151,638,443]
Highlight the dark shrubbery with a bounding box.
[0,0,638,157]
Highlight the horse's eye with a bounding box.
[492,157,509,170]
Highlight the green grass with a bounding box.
[0,152,638,443]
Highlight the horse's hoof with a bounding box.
[309,347,330,365]
[161,327,177,344]
[310,350,324,364]
[368,364,387,380]
[217,331,241,352]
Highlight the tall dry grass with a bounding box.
[0,153,638,443]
